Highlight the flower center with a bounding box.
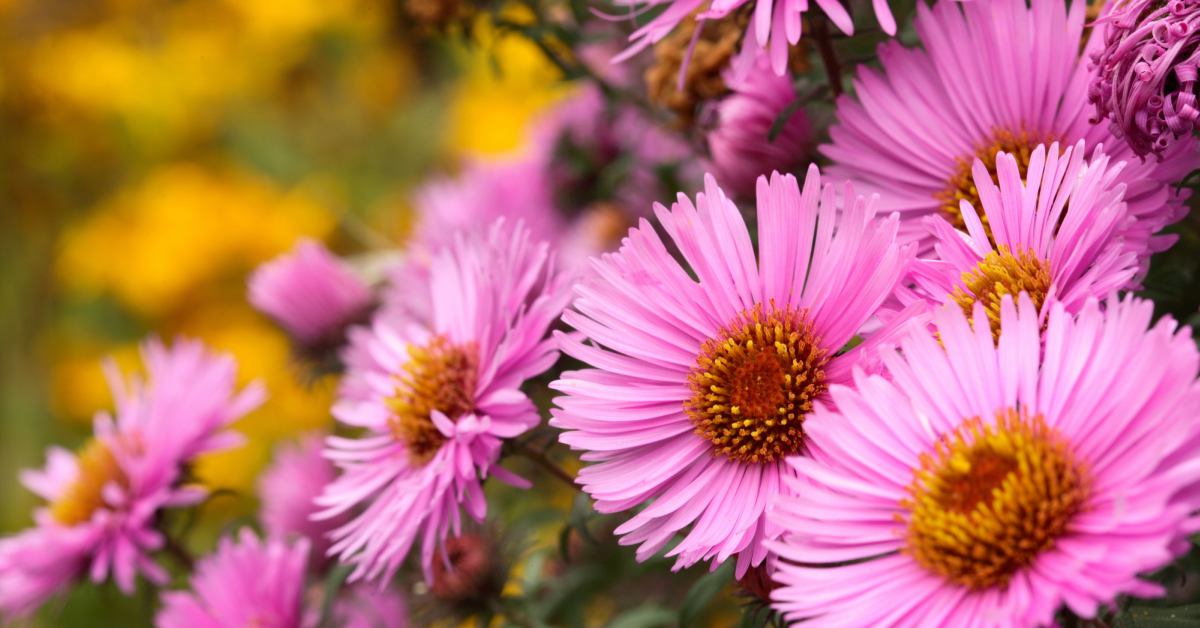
[951,246,1051,339]
[50,438,123,526]
[685,304,829,464]
[388,336,478,465]
[937,129,1050,232]
[903,409,1088,590]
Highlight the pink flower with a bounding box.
[413,159,563,254]
[905,141,1139,331]
[1089,0,1199,158]
[823,0,1195,268]
[708,53,814,198]
[248,239,373,353]
[0,339,264,618]
[316,221,569,584]
[612,0,898,77]
[157,530,308,628]
[259,434,345,567]
[551,168,914,576]
[769,294,1200,625]
[329,585,409,628]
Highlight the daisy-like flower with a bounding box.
[259,434,345,567]
[0,339,264,617]
[248,239,374,360]
[316,221,569,584]
[551,168,913,575]
[157,529,410,628]
[824,0,1195,265]
[612,0,898,77]
[157,530,309,628]
[770,294,1200,625]
[908,141,1138,334]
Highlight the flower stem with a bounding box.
[813,17,844,98]
[163,535,195,571]
[511,439,580,492]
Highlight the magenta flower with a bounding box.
[824,0,1195,266]
[612,0,898,77]
[708,53,814,198]
[907,141,1138,332]
[248,239,373,354]
[0,339,264,617]
[1089,0,1199,158]
[259,434,345,567]
[157,530,309,628]
[551,168,913,576]
[316,221,569,584]
[769,294,1200,625]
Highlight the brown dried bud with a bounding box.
[737,562,779,604]
[403,0,474,32]
[645,14,747,126]
[429,533,504,605]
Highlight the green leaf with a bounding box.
[679,561,734,626]
[1113,604,1200,627]
[605,604,677,628]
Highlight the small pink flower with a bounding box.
[708,53,814,198]
[769,294,1200,625]
[0,339,264,618]
[1089,0,1200,158]
[316,221,569,584]
[612,0,899,78]
[904,141,1139,329]
[259,434,345,567]
[248,239,373,353]
[157,530,308,628]
[552,168,914,576]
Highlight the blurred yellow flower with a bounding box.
[56,164,335,319]
[449,12,572,156]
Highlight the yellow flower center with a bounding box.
[903,409,1088,590]
[951,246,1052,339]
[686,304,829,464]
[50,438,124,526]
[936,130,1051,232]
[387,336,478,465]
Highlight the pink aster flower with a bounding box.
[551,168,914,576]
[157,530,308,628]
[823,0,1195,267]
[906,141,1138,331]
[1089,0,1199,158]
[316,221,569,584]
[612,0,898,77]
[708,53,814,198]
[0,339,264,618]
[259,434,345,567]
[413,159,563,254]
[248,239,374,356]
[769,294,1200,625]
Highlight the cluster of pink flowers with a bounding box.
[5,0,1200,625]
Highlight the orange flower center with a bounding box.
[50,438,124,526]
[387,336,478,465]
[937,129,1051,232]
[686,304,828,464]
[903,409,1088,590]
[951,246,1052,339]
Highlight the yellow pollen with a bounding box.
[387,336,478,466]
[685,304,828,464]
[902,409,1088,590]
[937,129,1053,233]
[951,246,1052,339]
[50,438,124,526]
